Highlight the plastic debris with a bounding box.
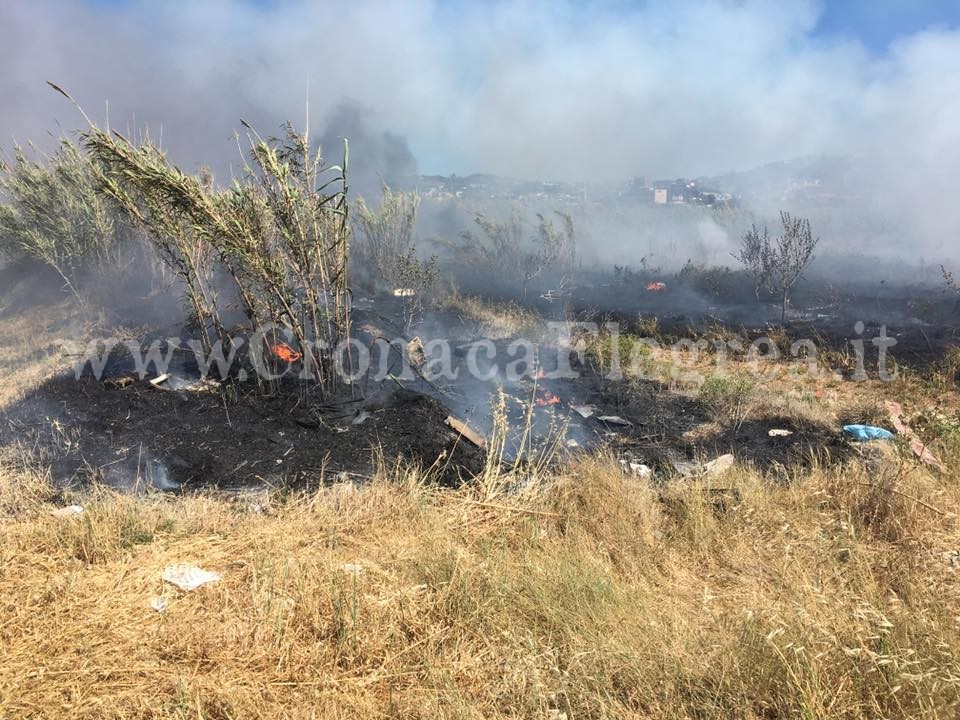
[565,438,581,449]
[341,563,364,575]
[843,425,895,442]
[351,410,372,426]
[393,288,416,297]
[571,404,595,419]
[885,400,947,472]
[598,415,633,426]
[620,460,652,478]
[705,453,735,477]
[50,505,84,518]
[161,564,221,592]
[149,596,168,613]
[768,429,794,437]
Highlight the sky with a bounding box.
[1,0,960,258]
[2,0,958,177]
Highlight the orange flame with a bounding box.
[646,281,667,292]
[535,391,561,407]
[271,342,302,363]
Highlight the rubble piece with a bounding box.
[406,337,427,368]
[571,404,595,419]
[598,415,633,426]
[161,564,221,592]
[705,454,735,477]
[445,415,487,448]
[843,424,895,442]
[50,504,84,518]
[885,400,947,472]
[768,429,794,437]
[393,288,416,297]
[149,596,168,613]
[351,410,372,426]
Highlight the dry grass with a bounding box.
[1,452,959,718]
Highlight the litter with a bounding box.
[393,288,416,297]
[445,415,487,448]
[571,404,595,418]
[161,564,221,592]
[843,425,895,442]
[620,460,652,478]
[768,429,794,437]
[341,563,364,575]
[597,415,633,426]
[704,453,735,477]
[885,401,947,472]
[149,596,168,613]
[50,504,84,518]
[565,438,581,449]
[148,373,171,390]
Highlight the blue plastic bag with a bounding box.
[843,424,895,442]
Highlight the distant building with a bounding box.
[653,188,668,204]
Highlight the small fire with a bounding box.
[646,281,667,292]
[536,391,561,407]
[271,342,302,363]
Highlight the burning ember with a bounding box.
[271,342,302,363]
[536,391,561,407]
[645,281,667,292]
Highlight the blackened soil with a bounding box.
[0,375,485,491]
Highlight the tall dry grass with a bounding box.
[2,449,958,718]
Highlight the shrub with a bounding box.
[354,186,438,325]
[83,121,351,389]
[0,141,125,300]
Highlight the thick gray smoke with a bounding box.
[1,0,958,264]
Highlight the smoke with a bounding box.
[1,0,959,261]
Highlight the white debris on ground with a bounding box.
[572,404,595,418]
[149,596,168,613]
[341,563,364,575]
[50,505,84,518]
[597,415,632,426]
[768,428,794,437]
[161,564,221,592]
[620,459,652,478]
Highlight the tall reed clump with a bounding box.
[354,185,436,293]
[0,140,125,302]
[81,120,351,390]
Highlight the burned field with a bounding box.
[1,287,876,494]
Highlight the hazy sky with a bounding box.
[1,0,957,178]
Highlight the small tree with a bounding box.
[737,211,818,323]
